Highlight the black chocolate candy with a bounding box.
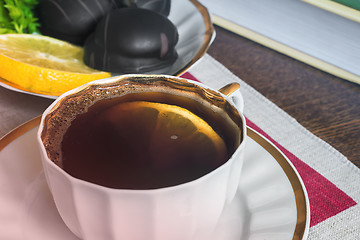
[115,0,171,16]
[83,8,179,73]
[37,0,116,45]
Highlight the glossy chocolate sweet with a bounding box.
[114,0,171,16]
[37,0,116,45]
[83,8,178,74]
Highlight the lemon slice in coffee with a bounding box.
[62,101,228,189]
[0,34,110,96]
[104,101,228,167]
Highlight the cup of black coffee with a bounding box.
[37,75,246,240]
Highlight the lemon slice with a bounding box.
[0,34,111,96]
[100,101,228,163]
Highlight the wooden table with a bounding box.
[208,26,360,167]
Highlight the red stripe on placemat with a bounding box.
[181,72,357,227]
[180,72,199,82]
[245,118,357,227]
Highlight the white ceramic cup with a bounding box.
[37,75,246,240]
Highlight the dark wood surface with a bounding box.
[208,26,360,167]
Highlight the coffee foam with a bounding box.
[41,76,243,168]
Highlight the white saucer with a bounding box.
[0,117,309,240]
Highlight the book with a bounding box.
[304,0,360,23]
[200,0,360,84]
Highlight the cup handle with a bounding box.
[218,83,244,113]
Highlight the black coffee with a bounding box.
[60,92,240,189]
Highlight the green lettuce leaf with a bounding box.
[0,0,39,34]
